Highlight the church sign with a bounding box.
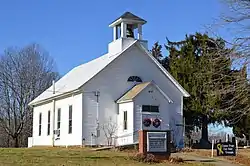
[147,132,167,152]
[216,142,236,156]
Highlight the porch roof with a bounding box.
[116,81,173,104]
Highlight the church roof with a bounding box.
[116,81,173,104]
[29,40,136,106]
[114,12,146,22]
[109,12,147,27]
[29,41,190,106]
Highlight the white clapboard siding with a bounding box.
[82,44,183,146]
[31,41,184,147]
[32,93,83,146]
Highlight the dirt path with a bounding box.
[172,153,241,166]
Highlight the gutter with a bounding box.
[29,89,81,106]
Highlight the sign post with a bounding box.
[211,140,214,158]
[216,142,236,156]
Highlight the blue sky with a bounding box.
[0,0,233,134]
[0,0,228,75]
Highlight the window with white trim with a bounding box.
[68,105,72,134]
[123,111,127,130]
[47,111,51,135]
[57,108,61,137]
[39,113,42,136]
[142,105,159,113]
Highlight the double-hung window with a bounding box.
[68,105,72,134]
[123,111,127,130]
[142,105,159,113]
[47,111,51,135]
[57,108,61,137]
[39,113,42,136]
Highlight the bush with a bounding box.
[144,153,158,163]
[169,156,184,163]
[178,147,194,153]
[132,152,146,162]
[131,153,159,163]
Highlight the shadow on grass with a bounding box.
[185,159,217,163]
[84,156,125,160]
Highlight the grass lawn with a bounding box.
[0,147,214,166]
[184,148,250,166]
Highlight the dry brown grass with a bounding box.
[0,147,214,166]
[185,148,250,166]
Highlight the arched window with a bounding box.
[127,76,142,82]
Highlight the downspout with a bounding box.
[31,106,34,147]
[52,80,55,147]
[94,91,100,146]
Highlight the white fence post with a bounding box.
[236,140,238,154]
[211,140,214,158]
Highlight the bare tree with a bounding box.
[0,43,59,147]
[204,2,250,143]
[220,0,250,57]
[101,117,118,146]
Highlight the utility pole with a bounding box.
[52,80,55,147]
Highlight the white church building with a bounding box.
[28,12,190,148]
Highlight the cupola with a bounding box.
[108,12,148,55]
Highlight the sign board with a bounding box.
[147,132,167,152]
[216,142,236,156]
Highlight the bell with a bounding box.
[126,25,134,38]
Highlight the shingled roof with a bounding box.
[116,82,151,103]
[116,81,173,104]
[110,12,147,25]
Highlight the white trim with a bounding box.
[29,89,80,106]
[181,97,183,116]
[109,18,146,28]
[116,81,173,104]
[121,22,126,38]
[113,26,117,41]
[152,82,173,103]
[142,112,160,115]
[117,99,133,104]
[135,42,190,97]
[109,18,122,27]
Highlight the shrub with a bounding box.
[169,156,184,163]
[178,147,194,153]
[131,153,159,163]
[132,152,146,162]
[144,153,159,163]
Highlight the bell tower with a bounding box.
[108,12,148,55]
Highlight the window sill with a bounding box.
[142,112,160,115]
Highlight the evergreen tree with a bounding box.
[151,33,249,146]
[151,42,163,60]
[165,33,232,144]
[151,42,170,71]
